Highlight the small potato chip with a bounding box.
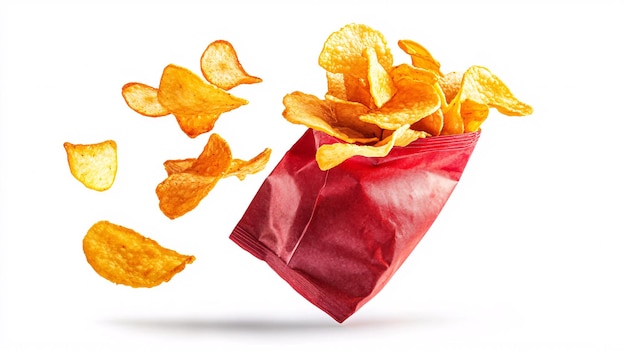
[187,133,233,177]
[156,134,232,219]
[83,220,195,288]
[157,64,248,138]
[411,108,444,136]
[156,172,221,219]
[200,40,262,91]
[283,91,378,144]
[364,47,396,108]
[326,72,375,108]
[439,71,463,104]
[121,82,170,117]
[225,148,272,181]
[64,140,117,191]
[163,158,195,176]
[359,79,441,130]
[316,125,410,170]
[319,23,393,79]
[398,39,442,76]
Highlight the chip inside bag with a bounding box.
[230,23,532,322]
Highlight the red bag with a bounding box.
[230,128,480,322]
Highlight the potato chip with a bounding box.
[200,40,262,91]
[83,220,195,288]
[121,82,169,117]
[283,91,378,144]
[326,71,374,108]
[157,64,248,138]
[319,23,393,79]
[225,148,272,180]
[316,125,410,170]
[411,108,444,136]
[325,94,381,139]
[390,63,438,86]
[398,39,442,76]
[156,172,221,219]
[359,79,441,130]
[156,134,232,219]
[64,140,117,191]
[439,71,463,104]
[163,158,195,176]
[444,66,533,133]
[364,47,396,108]
[187,133,233,177]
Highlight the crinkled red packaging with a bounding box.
[230,128,480,323]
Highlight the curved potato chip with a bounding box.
[326,71,374,108]
[461,99,490,133]
[282,91,378,144]
[398,39,442,76]
[83,220,195,288]
[163,158,195,176]
[411,108,444,136]
[64,140,117,191]
[225,148,272,180]
[316,125,410,170]
[156,172,221,219]
[359,79,441,130]
[157,133,233,219]
[187,133,232,177]
[157,64,248,138]
[121,82,170,117]
[365,47,396,108]
[439,71,463,104]
[390,64,438,85]
[319,23,393,79]
[200,40,262,91]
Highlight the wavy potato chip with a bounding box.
[283,91,378,144]
[365,47,396,108]
[359,79,441,130]
[316,125,411,170]
[225,148,272,181]
[64,140,117,191]
[121,82,169,117]
[157,64,248,138]
[200,40,262,91]
[319,23,393,79]
[83,220,195,288]
[156,172,222,219]
[398,39,442,76]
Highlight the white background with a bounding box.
[1,0,625,350]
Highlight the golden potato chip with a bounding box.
[398,39,442,76]
[316,125,410,170]
[359,79,441,130]
[390,63,438,86]
[225,148,272,180]
[64,140,117,191]
[187,133,233,177]
[121,82,170,117]
[156,134,233,219]
[444,66,533,133]
[326,71,375,108]
[157,64,248,138]
[200,40,262,91]
[439,71,463,104]
[156,172,221,219]
[319,23,393,79]
[364,47,396,108]
[325,94,381,139]
[411,108,444,136]
[163,158,195,176]
[282,91,378,144]
[83,220,194,288]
